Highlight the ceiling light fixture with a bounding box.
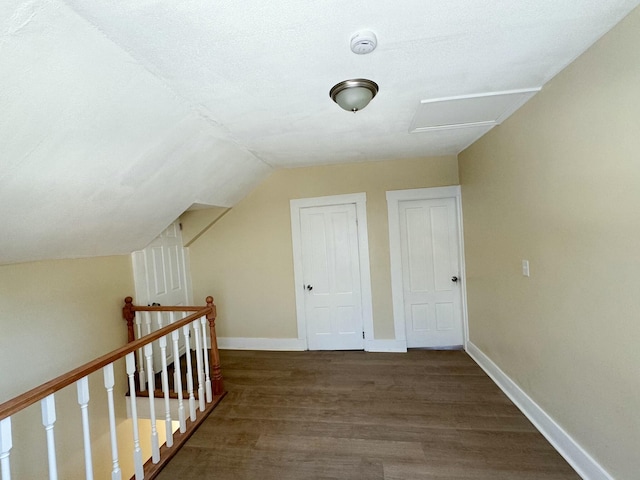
[329,79,379,112]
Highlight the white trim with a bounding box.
[466,342,613,480]
[290,193,374,351]
[457,194,470,348]
[418,87,541,106]
[411,120,497,133]
[387,185,461,201]
[290,193,367,209]
[365,340,408,353]
[217,337,306,351]
[386,186,468,348]
[131,250,150,306]
[183,247,194,305]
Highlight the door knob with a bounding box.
[451,276,458,283]
[306,284,313,291]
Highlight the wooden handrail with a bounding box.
[131,306,208,312]
[0,305,210,421]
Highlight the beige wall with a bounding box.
[180,206,230,247]
[188,156,458,340]
[0,256,136,478]
[458,7,640,479]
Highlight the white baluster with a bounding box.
[170,314,186,433]
[144,310,153,337]
[103,364,122,480]
[140,311,153,392]
[136,311,146,391]
[76,377,94,480]
[192,320,205,412]
[169,312,178,390]
[41,394,58,480]
[159,334,173,447]
[135,310,143,340]
[144,344,160,463]
[200,316,213,403]
[156,311,164,331]
[182,325,196,422]
[126,353,144,480]
[0,417,12,480]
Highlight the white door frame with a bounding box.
[386,186,469,349]
[290,193,374,350]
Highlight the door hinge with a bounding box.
[362,331,365,339]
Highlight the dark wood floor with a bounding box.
[157,349,580,480]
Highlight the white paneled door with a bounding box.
[134,221,191,308]
[398,197,464,348]
[299,203,364,350]
[132,221,192,371]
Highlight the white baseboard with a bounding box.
[217,337,306,351]
[365,339,407,353]
[465,341,612,480]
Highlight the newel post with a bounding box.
[123,297,136,343]
[206,296,224,395]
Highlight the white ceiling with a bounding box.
[1,0,638,264]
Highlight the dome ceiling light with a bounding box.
[329,78,379,113]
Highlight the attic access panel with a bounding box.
[410,88,540,133]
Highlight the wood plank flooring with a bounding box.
[157,350,580,480]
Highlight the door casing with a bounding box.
[290,193,374,350]
[386,186,469,349]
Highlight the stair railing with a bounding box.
[0,297,225,480]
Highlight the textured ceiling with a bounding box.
[1,0,638,264]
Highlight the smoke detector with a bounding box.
[350,30,377,55]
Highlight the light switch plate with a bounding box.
[522,259,530,277]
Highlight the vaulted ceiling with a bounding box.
[2,0,638,264]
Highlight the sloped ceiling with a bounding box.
[1,0,638,264]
